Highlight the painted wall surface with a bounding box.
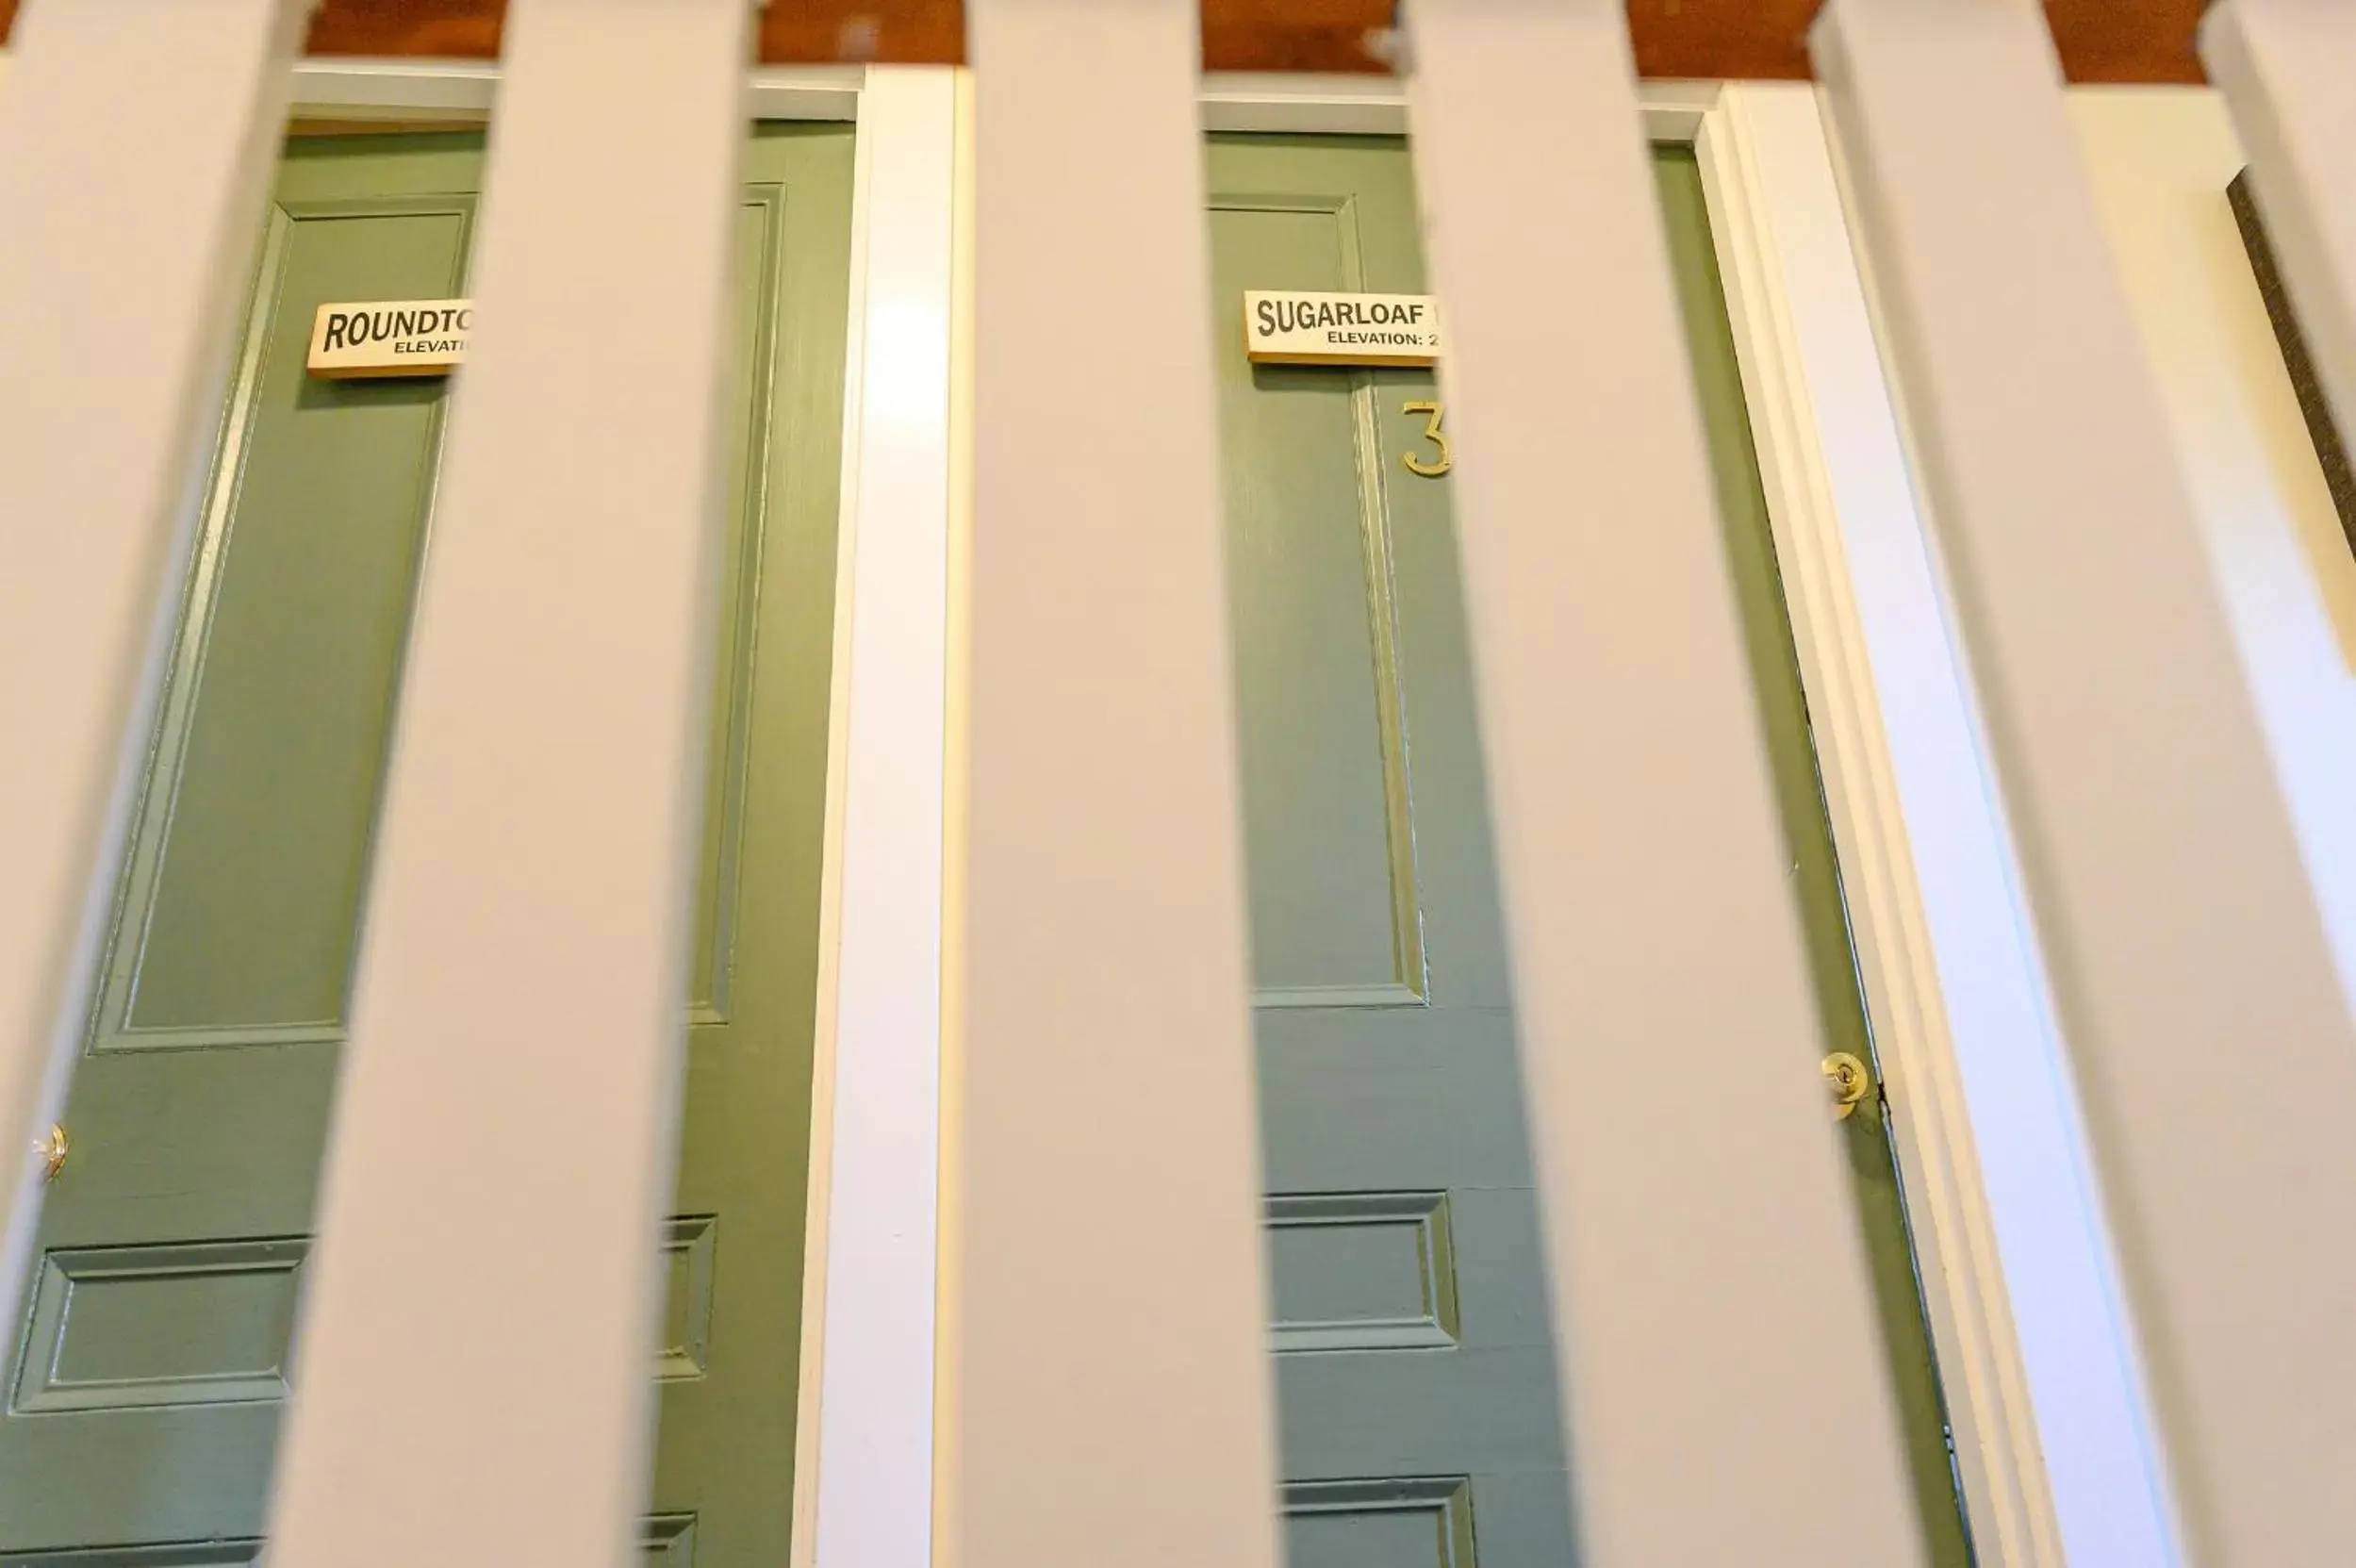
[2068,86,2356,1002]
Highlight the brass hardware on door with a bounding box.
[1402,401,1451,476]
[1821,1053,1874,1121]
[35,1124,66,1182]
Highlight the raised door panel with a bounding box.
[55,166,480,1253]
[113,198,467,1045]
[1266,1193,1459,1354]
[1211,196,1424,1010]
[11,1239,305,1414]
[1283,1478,1475,1568]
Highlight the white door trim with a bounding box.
[1694,82,2168,1568]
[792,62,959,1568]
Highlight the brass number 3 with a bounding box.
[1402,401,1451,477]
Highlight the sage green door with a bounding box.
[0,124,852,1565]
[1210,135,1975,1568]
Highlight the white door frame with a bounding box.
[1698,82,2169,1568]
[8,53,2138,1568]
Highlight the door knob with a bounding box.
[1821,1054,1874,1121]
[34,1125,65,1182]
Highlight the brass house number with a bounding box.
[1403,401,1451,477]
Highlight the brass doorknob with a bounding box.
[1821,1054,1874,1121]
[34,1125,65,1182]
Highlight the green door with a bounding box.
[0,125,852,1565]
[1208,135,1975,1568]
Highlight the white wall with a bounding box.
[2069,86,2356,1001]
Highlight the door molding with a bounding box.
[1199,70,1721,140]
[792,64,958,1568]
[280,56,866,124]
[1694,82,2169,1568]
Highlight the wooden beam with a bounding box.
[0,0,2212,82]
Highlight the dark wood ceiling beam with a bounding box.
[0,1,2208,85]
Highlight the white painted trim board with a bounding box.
[1695,80,2173,1568]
